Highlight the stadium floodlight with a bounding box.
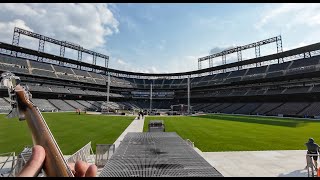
[11,27,109,69]
[198,35,283,70]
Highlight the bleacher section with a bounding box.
[0,98,11,113]
[299,102,320,117]
[64,100,87,110]
[2,93,320,118]
[2,43,320,119]
[50,86,71,94]
[0,54,28,67]
[0,63,29,74]
[31,98,57,112]
[87,101,103,109]
[1,52,320,90]
[68,88,86,95]
[52,65,74,74]
[29,60,53,71]
[192,103,211,111]
[211,103,232,113]
[27,85,52,93]
[286,56,319,75]
[283,86,310,94]
[48,99,75,111]
[233,103,262,115]
[202,103,221,112]
[72,69,90,77]
[266,102,310,116]
[252,103,283,115]
[76,100,100,111]
[56,73,79,81]
[219,103,246,114]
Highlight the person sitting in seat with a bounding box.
[305,138,320,170]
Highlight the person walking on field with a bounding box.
[138,110,143,120]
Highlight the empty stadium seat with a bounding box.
[48,99,75,111]
[31,98,57,112]
[0,98,11,113]
[29,60,53,71]
[252,103,283,115]
[233,103,262,115]
[64,100,87,110]
[266,102,310,116]
[299,102,320,117]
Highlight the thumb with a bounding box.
[18,145,45,177]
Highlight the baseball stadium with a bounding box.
[0,14,320,177]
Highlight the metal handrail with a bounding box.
[66,141,93,164]
[0,152,16,176]
[0,152,15,169]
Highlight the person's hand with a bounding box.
[18,145,97,177]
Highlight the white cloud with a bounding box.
[0,3,119,52]
[110,58,160,74]
[255,3,320,30]
[0,19,34,43]
[164,54,205,73]
[209,45,237,55]
[117,59,128,66]
[254,3,320,53]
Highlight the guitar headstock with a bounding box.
[1,72,31,120]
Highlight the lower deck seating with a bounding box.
[299,102,320,117]
[48,99,75,111]
[211,103,232,113]
[64,100,87,111]
[0,98,11,113]
[251,103,283,115]
[203,103,222,112]
[219,103,246,114]
[87,101,103,109]
[191,103,211,111]
[31,98,57,112]
[233,103,262,115]
[266,102,310,116]
[76,100,100,111]
[3,94,320,118]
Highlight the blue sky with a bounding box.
[0,3,319,73]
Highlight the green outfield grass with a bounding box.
[144,114,320,152]
[0,112,133,155]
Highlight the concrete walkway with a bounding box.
[197,150,310,177]
[113,116,145,149]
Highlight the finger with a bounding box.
[18,145,45,177]
[74,161,88,177]
[85,164,97,177]
[68,162,76,175]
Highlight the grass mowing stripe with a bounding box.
[144,114,320,152]
[0,112,133,155]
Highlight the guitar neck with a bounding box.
[15,86,74,177]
